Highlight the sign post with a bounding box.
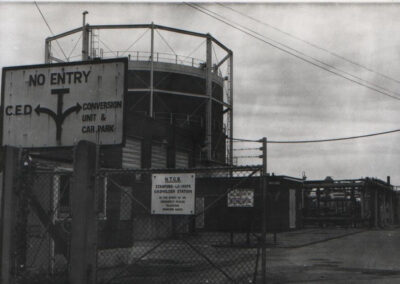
[70,141,97,284]
[0,147,21,284]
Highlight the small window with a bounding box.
[176,151,189,169]
[151,143,167,168]
[122,138,142,169]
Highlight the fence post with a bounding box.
[261,137,267,284]
[374,187,378,227]
[70,141,97,284]
[0,146,21,284]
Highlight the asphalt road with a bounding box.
[266,228,400,283]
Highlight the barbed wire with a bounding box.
[234,155,263,159]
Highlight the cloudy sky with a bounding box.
[1,1,400,184]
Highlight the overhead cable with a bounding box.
[232,128,400,144]
[218,3,400,85]
[190,3,400,100]
[267,128,400,144]
[186,3,400,102]
[34,1,68,61]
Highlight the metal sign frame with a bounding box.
[1,58,128,148]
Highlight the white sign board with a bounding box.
[151,173,195,215]
[1,58,127,147]
[227,188,254,207]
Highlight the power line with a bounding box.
[191,3,400,100]
[268,128,400,144]
[218,3,400,85]
[232,128,400,144]
[200,3,400,98]
[34,1,68,61]
[186,3,400,102]
[188,4,400,147]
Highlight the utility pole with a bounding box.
[261,137,267,283]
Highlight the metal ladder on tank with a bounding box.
[90,29,100,59]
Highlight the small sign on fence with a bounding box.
[151,173,195,215]
[227,188,254,207]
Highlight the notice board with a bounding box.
[151,173,195,215]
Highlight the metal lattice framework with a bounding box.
[45,22,234,166]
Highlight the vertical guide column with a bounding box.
[70,141,97,284]
[206,35,213,161]
[45,38,51,63]
[150,23,155,118]
[0,146,21,284]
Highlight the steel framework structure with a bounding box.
[44,23,234,166]
[303,178,396,228]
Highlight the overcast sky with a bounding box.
[1,1,400,184]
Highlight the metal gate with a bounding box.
[95,166,264,284]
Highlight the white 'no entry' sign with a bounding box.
[1,58,127,148]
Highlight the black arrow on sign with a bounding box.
[35,88,82,144]
[60,103,82,124]
[35,105,57,121]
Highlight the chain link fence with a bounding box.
[8,164,71,284]
[4,158,267,283]
[95,166,264,284]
